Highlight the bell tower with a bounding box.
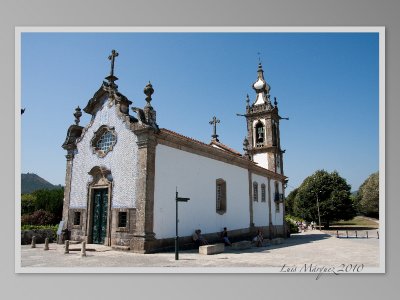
[243,62,286,175]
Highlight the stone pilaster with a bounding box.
[132,127,157,253]
[248,170,254,227]
[268,178,273,238]
[62,152,74,230]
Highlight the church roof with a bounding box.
[160,129,241,157]
[209,140,242,156]
[159,128,286,180]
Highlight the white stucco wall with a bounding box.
[153,144,251,239]
[253,153,269,169]
[69,98,138,209]
[251,173,269,228]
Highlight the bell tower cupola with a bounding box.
[244,62,287,175]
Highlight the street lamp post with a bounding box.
[175,188,190,260]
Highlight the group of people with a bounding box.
[192,227,264,248]
[296,221,317,232]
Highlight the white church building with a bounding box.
[62,50,288,253]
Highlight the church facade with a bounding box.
[62,50,288,253]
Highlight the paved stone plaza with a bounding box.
[19,230,380,271]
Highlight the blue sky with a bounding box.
[20,31,380,193]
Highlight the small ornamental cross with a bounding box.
[257,51,261,64]
[209,116,220,141]
[108,49,119,77]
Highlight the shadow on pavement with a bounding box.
[223,232,332,254]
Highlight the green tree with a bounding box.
[356,172,379,218]
[21,193,37,215]
[32,188,64,221]
[293,170,355,229]
[285,188,298,216]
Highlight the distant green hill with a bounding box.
[21,173,62,194]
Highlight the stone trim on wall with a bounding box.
[85,166,113,246]
[131,127,157,253]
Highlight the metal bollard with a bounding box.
[44,238,49,250]
[377,231,379,239]
[64,240,70,254]
[355,231,357,238]
[81,241,86,257]
[346,230,348,238]
[366,231,368,239]
[336,230,339,238]
[31,236,36,248]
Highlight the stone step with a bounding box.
[112,245,131,251]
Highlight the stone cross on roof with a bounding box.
[209,116,220,142]
[108,49,119,77]
[105,49,119,86]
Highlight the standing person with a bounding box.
[221,227,232,246]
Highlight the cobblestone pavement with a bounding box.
[19,230,380,272]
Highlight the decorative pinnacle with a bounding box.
[73,106,82,125]
[274,97,278,106]
[144,81,154,106]
[209,116,220,142]
[246,94,250,107]
[243,137,249,150]
[105,49,119,85]
[257,51,262,64]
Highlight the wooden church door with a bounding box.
[92,188,108,244]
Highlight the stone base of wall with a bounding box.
[21,229,56,245]
[130,225,286,253]
[66,225,286,253]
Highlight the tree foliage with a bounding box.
[293,170,355,228]
[356,172,379,218]
[285,188,298,216]
[21,193,37,215]
[21,209,57,226]
[33,188,64,221]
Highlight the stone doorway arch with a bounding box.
[86,166,113,246]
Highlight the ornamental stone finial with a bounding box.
[144,81,154,106]
[274,97,278,106]
[74,106,82,125]
[243,137,250,158]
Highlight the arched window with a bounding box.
[216,178,227,214]
[253,182,258,202]
[91,125,117,158]
[261,184,266,202]
[255,121,265,146]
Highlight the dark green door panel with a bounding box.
[92,188,108,244]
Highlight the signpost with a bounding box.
[175,188,190,260]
